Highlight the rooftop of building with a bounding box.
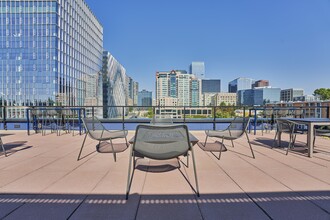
[0,129,329,219]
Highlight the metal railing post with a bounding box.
[122,106,125,130]
[3,106,7,130]
[183,106,186,124]
[26,108,30,135]
[254,108,257,135]
[213,106,216,130]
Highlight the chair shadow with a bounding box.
[135,158,179,173]
[0,133,15,137]
[1,141,32,156]
[197,141,255,159]
[253,138,321,156]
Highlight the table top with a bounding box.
[285,118,330,123]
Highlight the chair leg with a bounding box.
[109,139,117,162]
[218,138,224,160]
[245,131,255,159]
[126,146,134,200]
[286,134,294,155]
[190,146,200,197]
[272,130,278,149]
[231,140,235,148]
[77,133,88,161]
[0,137,7,157]
[203,135,208,148]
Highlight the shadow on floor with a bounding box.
[0,191,329,220]
[1,141,32,156]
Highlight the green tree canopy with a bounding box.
[314,88,330,100]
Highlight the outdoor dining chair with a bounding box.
[77,116,129,161]
[272,119,306,155]
[0,135,7,157]
[126,124,199,199]
[202,117,255,160]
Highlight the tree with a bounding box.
[215,102,236,118]
[314,88,330,100]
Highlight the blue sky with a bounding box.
[85,0,330,95]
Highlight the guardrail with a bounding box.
[0,105,329,133]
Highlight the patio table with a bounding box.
[283,118,330,157]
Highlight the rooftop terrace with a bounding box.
[0,130,329,219]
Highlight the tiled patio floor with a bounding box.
[0,130,329,219]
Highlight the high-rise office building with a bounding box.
[228,77,254,93]
[133,81,139,106]
[138,89,152,106]
[102,51,127,118]
[237,87,281,106]
[201,79,221,93]
[0,0,103,118]
[189,62,205,79]
[190,78,201,106]
[281,88,304,102]
[156,70,200,106]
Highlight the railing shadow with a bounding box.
[0,191,329,219]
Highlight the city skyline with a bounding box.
[85,0,330,95]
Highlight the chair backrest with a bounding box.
[82,117,107,140]
[133,124,190,160]
[225,117,250,138]
[263,109,273,118]
[276,119,293,134]
[276,109,289,118]
[293,109,304,118]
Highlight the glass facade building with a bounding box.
[0,0,103,117]
[201,79,221,93]
[102,51,127,118]
[190,78,201,106]
[189,61,205,79]
[138,89,152,106]
[281,88,304,102]
[238,87,281,106]
[228,77,254,93]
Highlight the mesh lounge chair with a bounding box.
[126,124,199,199]
[0,135,7,157]
[202,117,255,160]
[273,119,306,155]
[77,117,129,161]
